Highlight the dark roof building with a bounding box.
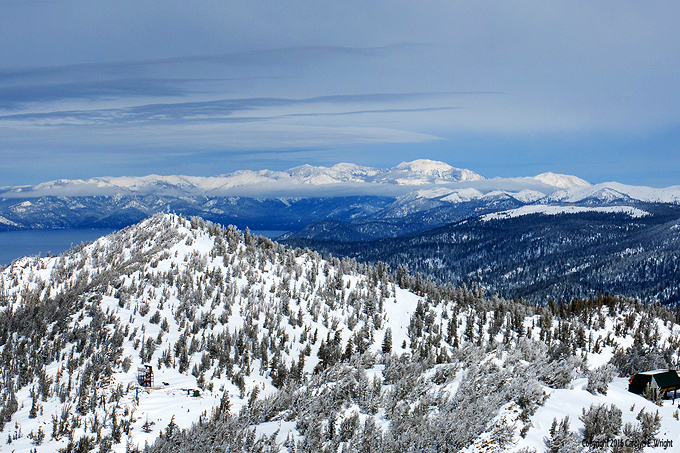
[628,369,680,395]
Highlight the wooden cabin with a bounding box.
[628,369,680,399]
[137,364,154,387]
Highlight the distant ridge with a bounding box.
[2,159,680,236]
[544,181,680,204]
[1,159,589,198]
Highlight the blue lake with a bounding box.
[0,228,287,266]
[0,229,116,265]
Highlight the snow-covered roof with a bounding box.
[639,369,670,375]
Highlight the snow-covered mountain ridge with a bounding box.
[480,205,652,221]
[545,181,680,204]
[2,214,680,452]
[3,159,680,240]
[3,159,490,198]
[1,159,593,199]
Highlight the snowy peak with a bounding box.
[392,159,485,182]
[0,212,427,451]
[534,172,591,189]
[544,186,632,204]
[510,189,548,203]
[286,162,380,184]
[544,182,680,204]
[440,188,485,203]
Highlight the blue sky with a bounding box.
[1,1,679,187]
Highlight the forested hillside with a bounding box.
[2,214,680,452]
[283,204,680,304]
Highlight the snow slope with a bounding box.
[481,205,651,221]
[545,182,680,204]
[0,214,423,452]
[516,378,680,452]
[534,172,591,189]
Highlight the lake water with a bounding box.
[0,228,288,266]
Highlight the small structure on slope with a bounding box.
[137,364,154,388]
[628,369,680,399]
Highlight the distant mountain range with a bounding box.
[1,160,490,198]
[6,158,673,235]
[277,171,680,242]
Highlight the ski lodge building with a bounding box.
[628,369,680,398]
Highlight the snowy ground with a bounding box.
[516,378,680,452]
